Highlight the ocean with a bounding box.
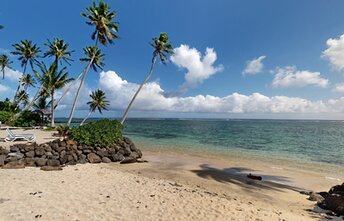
[121,119,344,174]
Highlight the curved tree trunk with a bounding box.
[80,111,92,126]
[13,63,27,102]
[120,56,157,125]
[54,72,83,110]
[51,90,55,127]
[66,62,92,126]
[21,84,43,113]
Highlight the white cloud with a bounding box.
[243,56,266,75]
[3,67,22,82]
[322,34,344,70]
[333,83,344,93]
[170,44,223,94]
[272,66,329,88]
[0,84,10,93]
[53,70,344,116]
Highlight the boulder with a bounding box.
[129,152,140,159]
[59,140,66,147]
[120,156,137,164]
[25,151,35,158]
[308,192,324,203]
[96,150,105,158]
[47,159,60,167]
[0,155,5,166]
[102,157,111,163]
[10,146,19,152]
[24,144,35,152]
[8,152,24,160]
[55,145,65,153]
[87,153,101,163]
[41,166,63,171]
[329,183,344,196]
[111,153,124,162]
[2,160,25,169]
[319,194,344,216]
[24,158,36,167]
[136,149,143,158]
[35,147,45,157]
[0,147,9,155]
[35,158,48,167]
[41,144,52,152]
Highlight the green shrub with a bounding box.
[56,125,70,139]
[70,119,123,146]
[0,111,13,124]
[12,111,41,127]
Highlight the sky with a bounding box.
[2,0,344,119]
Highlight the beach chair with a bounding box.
[5,128,36,142]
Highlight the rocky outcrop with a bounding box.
[0,137,144,170]
[317,183,344,216]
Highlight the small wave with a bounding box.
[325,176,341,181]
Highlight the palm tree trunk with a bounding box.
[80,111,92,126]
[54,72,83,110]
[13,63,27,102]
[22,84,43,112]
[51,90,55,127]
[66,62,92,126]
[120,56,157,125]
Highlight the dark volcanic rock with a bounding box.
[10,146,19,152]
[0,155,5,166]
[308,192,324,202]
[120,156,137,164]
[2,160,25,169]
[319,194,344,216]
[87,153,101,163]
[102,157,111,163]
[35,147,45,157]
[330,183,344,196]
[111,153,124,162]
[41,166,63,171]
[24,158,36,167]
[0,147,9,155]
[47,159,60,167]
[35,158,48,167]
[25,151,35,158]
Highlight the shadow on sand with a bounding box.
[191,164,305,193]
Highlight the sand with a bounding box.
[0,128,342,221]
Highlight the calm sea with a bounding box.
[63,118,344,173]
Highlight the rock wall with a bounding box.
[0,137,143,170]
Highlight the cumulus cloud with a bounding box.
[170,44,223,94]
[243,56,266,75]
[322,34,344,70]
[3,67,22,82]
[0,84,11,93]
[53,70,344,116]
[272,66,329,88]
[333,83,344,93]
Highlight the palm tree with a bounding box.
[11,40,41,102]
[33,97,51,110]
[34,63,73,127]
[120,33,174,124]
[0,54,13,80]
[80,89,109,125]
[81,0,119,46]
[15,90,29,106]
[24,38,74,112]
[44,38,74,66]
[64,1,119,126]
[15,74,36,104]
[66,46,105,126]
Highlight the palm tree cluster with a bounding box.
[0,0,174,128]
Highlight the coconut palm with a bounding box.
[15,73,36,104]
[11,40,41,102]
[66,46,105,126]
[120,33,174,124]
[34,63,73,127]
[44,38,74,66]
[81,0,119,46]
[0,54,13,80]
[80,89,109,125]
[15,90,29,106]
[33,97,51,110]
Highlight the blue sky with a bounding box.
[2,0,344,119]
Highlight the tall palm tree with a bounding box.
[65,1,119,126]
[11,40,41,102]
[81,0,119,46]
[80,89,109,125]
[34,63,73,127]
[120,33,174,124]
[66,46,105,126]
[15,90,29,106]
[0,54,13,80]
[24,38,74,112]
[15,73,36,104]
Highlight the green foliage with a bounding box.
[11,111,41,127]
[70,119,123,146]
[56,125,70,138]
[0,98,18,113]
[0,111,13,123]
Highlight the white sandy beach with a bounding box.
[0,128,342,221]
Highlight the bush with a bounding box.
[56,125,70,138]
[12,111,41,127]
[70,119,123,146]
[0,111,13,124]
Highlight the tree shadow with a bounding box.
[191,164,305,193]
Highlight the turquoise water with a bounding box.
[121,119,344,169]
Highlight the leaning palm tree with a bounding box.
[81,0,119,46]
[66,46,105,126]
[11,40,41,102]
[34,63,73,127]
[0,54,13,80]
[120,33,174,124]
[15,90,29,107]
[80,89,109,126]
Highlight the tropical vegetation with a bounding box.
[80,89,109,126]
